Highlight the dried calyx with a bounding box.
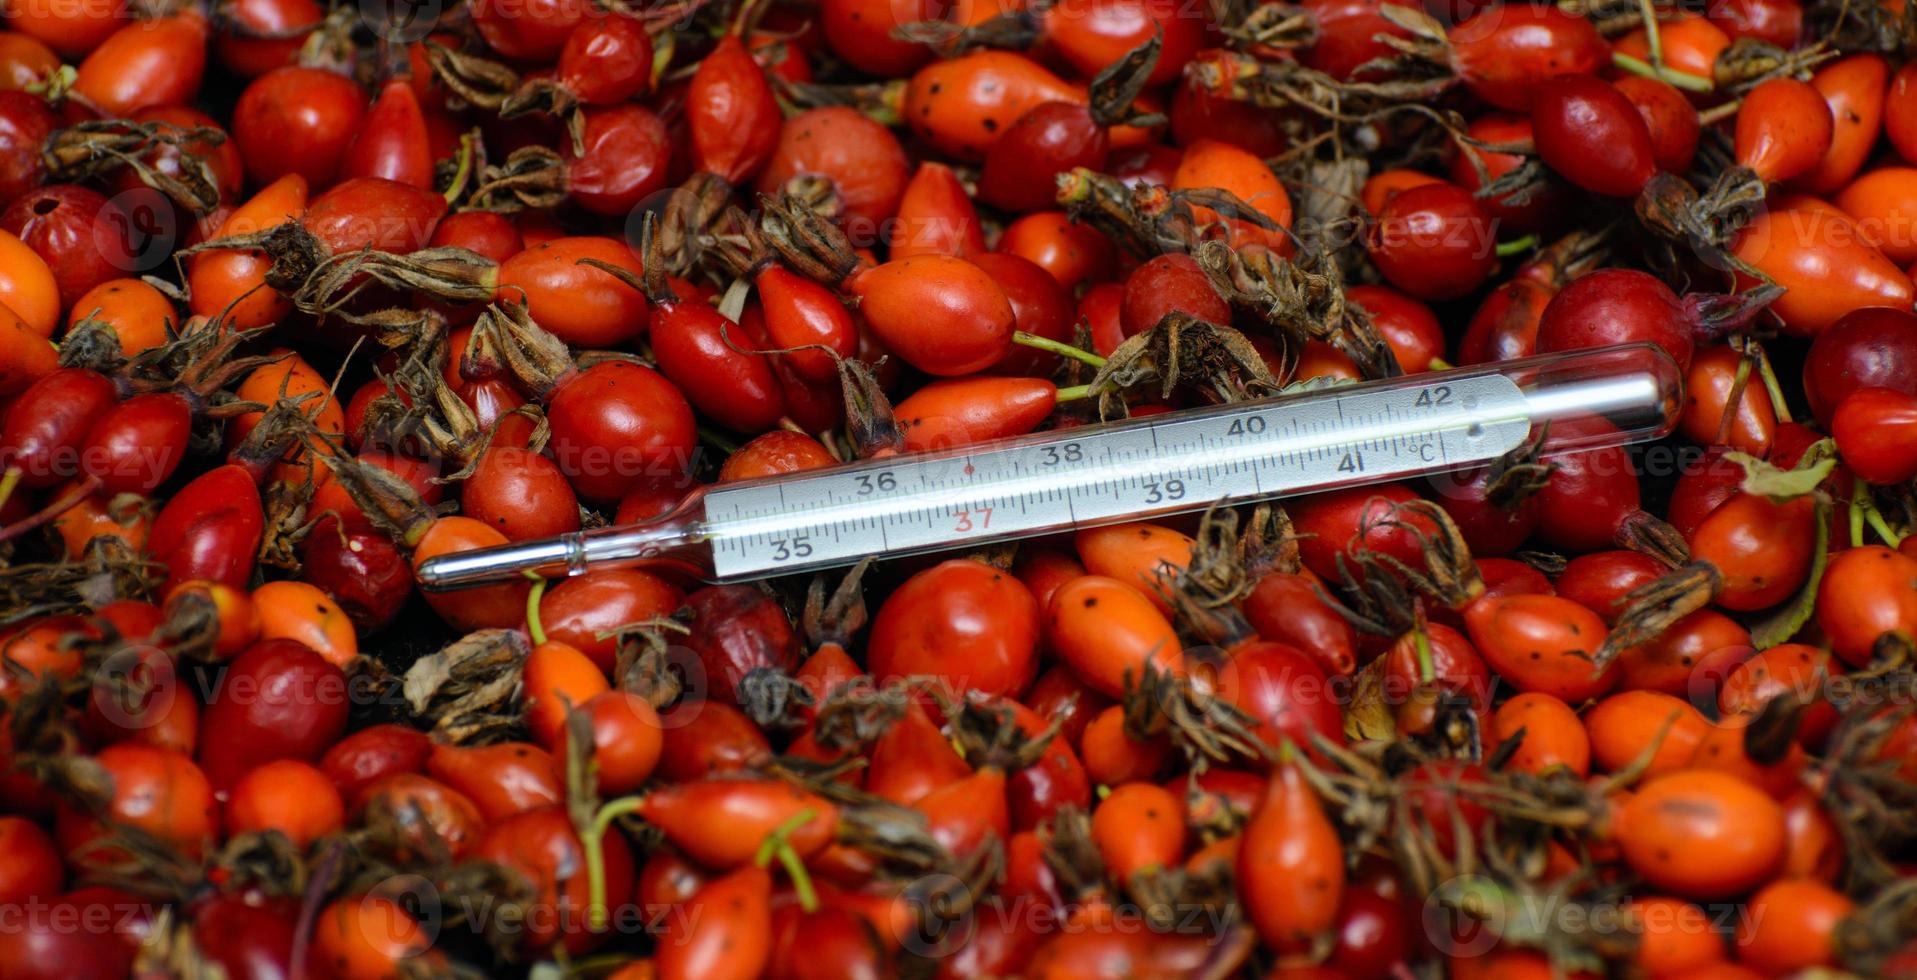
[401,628,532,742]
[755,192,865,289]
[1083,312,1283,419]
[228,390,325,481]
[1710,38,1840,92]
[1159,506,1277,646]
[1213,0,1319,53]
[421,40,520,114]
[42,118,226,213]
[1057,169,1192,257]
[1123,663,1272,770]
[467,301,578,402]
[394,325,543,480]
[466,146,568,213]
[1482,429,1558,514]
[653,173,742,281]
[1085,32,1167,129]
[1194,239,1395,380]
[177,219,498,321]
[835,355,904,459]
[500,82,588,157]
[1185,47,1416,121]
[0,537,159,616]
[890,7,1043,57]
[773,62,904,112]
[296,247,499,333]
[1634,168,1773,279]
[802,558,872,653]
[938,693,1061,774]
[309,432,443,548]
[119,320,287,409]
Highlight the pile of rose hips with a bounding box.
[2,0,1917,975]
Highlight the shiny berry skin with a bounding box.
[1448,5,1610,111]
[1368,183,1498,301]
[231,66,368,187]
[1833,387,1917,485]
[1530,75,1657,198]
[545,360,698,504]
[978,102,1108,213]
[1801,306,1917,426]
[1537,268,1695,370]
[0,185,141,310]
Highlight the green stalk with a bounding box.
[753,808,821,913]
[776,846,819,912]
[1750,339,1794,425]
[1866,506,1905,547]
[1858,484,1906,547]
[752,808,820,865]
[1013,331,1107,369]
[584,796,647,931]
[1495,235,1538,258]
[1698,99,1742,126]
[1637,0,1664,67]
[1612,52,1714,93]
[443,130,480,204]
[1850,479,1867,550]
[524,573,549,645]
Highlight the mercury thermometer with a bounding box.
[416,343,1683,588]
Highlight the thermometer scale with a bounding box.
[417,344,1683,588]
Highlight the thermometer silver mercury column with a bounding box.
[416,343,1684,588]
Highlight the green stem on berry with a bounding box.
[1867,509,1905,548]
[776,845,818,911]
[525,573,550,646]
[752,808,821,912]
[1717,346,1756,448]
[1055,383,1093,402]
[1412,625,1436,685]
[1856,481,1907,548]
[1612,52,1714,93]
[1697,99,1741,126]
[1495,235,1538,258]
[1013,331,1107,368]
[1748,338,1793,425]
[1637,0,1665,68]
[584,795,647,931]
[650,31,675,91]
[443,129,480,204]
[1850,479,1867,550]
[23,65,75,101]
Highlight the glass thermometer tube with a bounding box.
[416,343,1683,589]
